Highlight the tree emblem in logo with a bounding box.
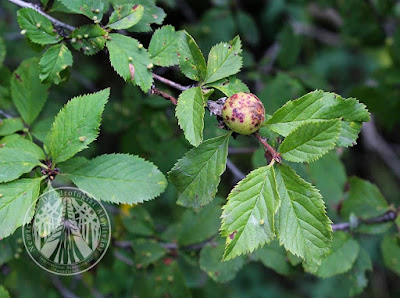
[23,187,111,275]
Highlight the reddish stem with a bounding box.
[152,73,190,91]
[254,132,282,163]
[151,87,178,105]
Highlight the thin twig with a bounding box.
[152,73,190,91]
[254,132,282,163]
[260,42,281,74]
[226,158,246,181]
[114,251,134,266]
[7,0,76,31]
[114,240,132,248]
[182,240,217,251]
[115,235,218,252]
[150,87,178,105]
[50,276,79,298]
[331,222,350,231]
[290,20,341,46]
[159,242,178,250]
[307,3,343,28]
[0,110,13,119]
[332,210,398,231]
[362,117,400,180]
[74,275,104,298]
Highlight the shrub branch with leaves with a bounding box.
[1,0,400,297]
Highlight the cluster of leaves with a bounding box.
[0,86,167,240]
[1,0,400,297]
[16,0,164,87]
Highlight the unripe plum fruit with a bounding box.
[222,92,265,135]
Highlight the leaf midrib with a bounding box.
[178,135,229,196]
[0,180,39,211]
[205,44,235,83]
[282,178,326,264]
[151,35,176,59]
[281,121,339,153]
[230,171,272,247]
[67,172,159,185]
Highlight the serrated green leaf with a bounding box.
[132,238,168,268]
[275,164,332,272]
[0,134,45,160]
[148,25,179,67]
[168,133,231,209]
[341,177,390,234]
[177,31,207,81]
[62,153,167,204]
[178,199,221,246]
[0,37,5,65]
[39,43,73,85]
[11,57,49,125]
[279,119,341,163]
[252,240,295,275]
[0,148,40,183]
[107,34,153,92]
[204,36,243,84]
[0,118,24,136]
[207,76,249,97]
[176,87,205,147]
[125,0,166,32]
[268,91,370,134]
[313,232,360,278]
[381,234,400,276]
[199,237,245,283]
[287,250,303,266]
[44,89,109,164]
[221,165,280,260]
[17,8,61,45]
[70,24,107,56]
[266,90,370,148]
[0,178,42,239]
[337,121,363,147]
[107,4,144,30]
[346,248,372,296]
[60,0,104,20]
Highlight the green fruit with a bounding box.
[222,92,265,135]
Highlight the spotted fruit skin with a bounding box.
[222,92,265,135]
